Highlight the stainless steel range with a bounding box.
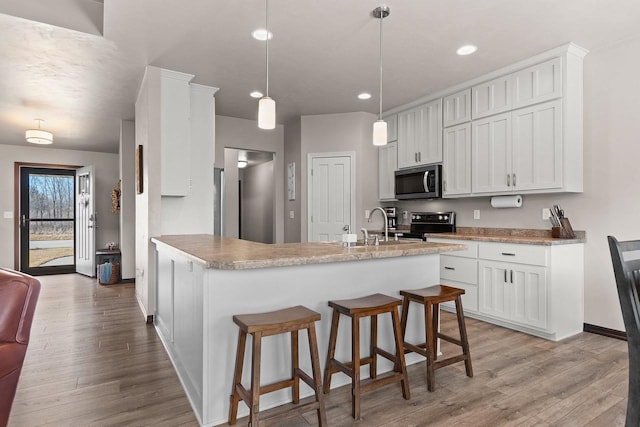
[398,211,456,240]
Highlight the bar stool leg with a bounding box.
[432,303,439,362]
[249,332,262,427]
[370,314,378,379]
[291,330,300,404]
[424,301,436,392]
[307,323,328,427]
[391,308,411,400]
[397,297,410,373]
[455,296,474,378]
[323,309,340,394]
[351,314,361,419]
[228,329,247,425]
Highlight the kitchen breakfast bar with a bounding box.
[151,235,465,426]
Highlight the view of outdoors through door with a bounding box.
[20,167,75,275]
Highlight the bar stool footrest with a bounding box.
[403,341,428,357]
[375,347,399,364]
[433,353,468,370]
[360,371,406,394]
[438,332,462,346]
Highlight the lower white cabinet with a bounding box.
[428,237,583,341]
[478,260,547,330]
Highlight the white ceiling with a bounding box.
[1,0,640,153]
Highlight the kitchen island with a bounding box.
[151,235,465,427]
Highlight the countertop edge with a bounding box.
[425,233,586,245]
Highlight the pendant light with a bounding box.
[258,0,276,130]
[25,118,53,145]
[372,5,389,146]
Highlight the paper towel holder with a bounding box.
[490,195,523,208]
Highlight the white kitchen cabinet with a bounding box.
[378,141,397,200]
[471,112,511,193]
[472,75,511,119]
[472,100,562,194]
[443,123,472,196]
[443,89,471,127]
[386,114,398,143]
[512,57,562,109]
[160,69,194,196]
[397,99,442,168]
[428,237,583,341]
[511,100,563,191]
[478,260,547,330]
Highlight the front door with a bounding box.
[308,154,353,242]
[75,165,96,277]
[19,167,76,275]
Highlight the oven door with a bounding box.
[395,165,441,199]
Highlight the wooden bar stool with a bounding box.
[400,285,473,392]
[323,293,410,420]
[228,305,327,427]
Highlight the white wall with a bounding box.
[300,112,380,242]
[119,120,135,280]
[242,160,275,243]
[392,36,640,331]
[0,144,119,269]
[216,115,284,243]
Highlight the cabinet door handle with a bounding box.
[513,173,516,187]
[504,270,507,282]
[501,252,516,256]
[443,180,447,192]
[507,174,511,187]
[444,266,455,270]
[510,269,514,283]
[419,152,422,162]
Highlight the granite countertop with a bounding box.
[426,227,586,246]
[151,234,466,270]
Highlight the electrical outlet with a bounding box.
[365,210,370,219]
[473,210,480,220]
[3,211,13,219]
[289,210,295,219]
[542,208,551,220]
[402,211,408,219]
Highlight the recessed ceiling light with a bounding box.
[250,91,263,98]
[456,45,478,56]
[252,29,273,41]
[358,92,372,100]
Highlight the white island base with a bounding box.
[154,247,442,426]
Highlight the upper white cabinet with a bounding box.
[160,69,194,196]
[443,122,471,196]
[397,99,442,169]
[386,114,398,143]
[472,75,511,119]
[443,89,471,127]
[511,100,563,191]
[512,57,562,109]
[378,141,397,200]
[472,112,512,194]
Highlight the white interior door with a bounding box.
[308,154,353,242]
[75,165,96,276]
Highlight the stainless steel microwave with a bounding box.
[394,164,442,200]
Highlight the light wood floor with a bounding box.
[9,274,628,426]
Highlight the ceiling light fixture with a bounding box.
[257,0,276,130]
[456,44,478,56]
[358,92,372,100]
[251,28,273,41]
[250,91,263,98]
[372,5,390,146]
[25,119,53,145]
[238,160,248,168]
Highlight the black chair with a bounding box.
[608,236,640,427]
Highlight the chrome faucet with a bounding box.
[368,207,389,242]
[361,228,370,245]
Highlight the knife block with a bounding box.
[552,217,576,239]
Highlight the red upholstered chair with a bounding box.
[0,268,41,427]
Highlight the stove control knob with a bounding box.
[438,215,443,220]
[444,215,448,221]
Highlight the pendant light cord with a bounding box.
[265,0,269,97]
[378,9,383,121]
